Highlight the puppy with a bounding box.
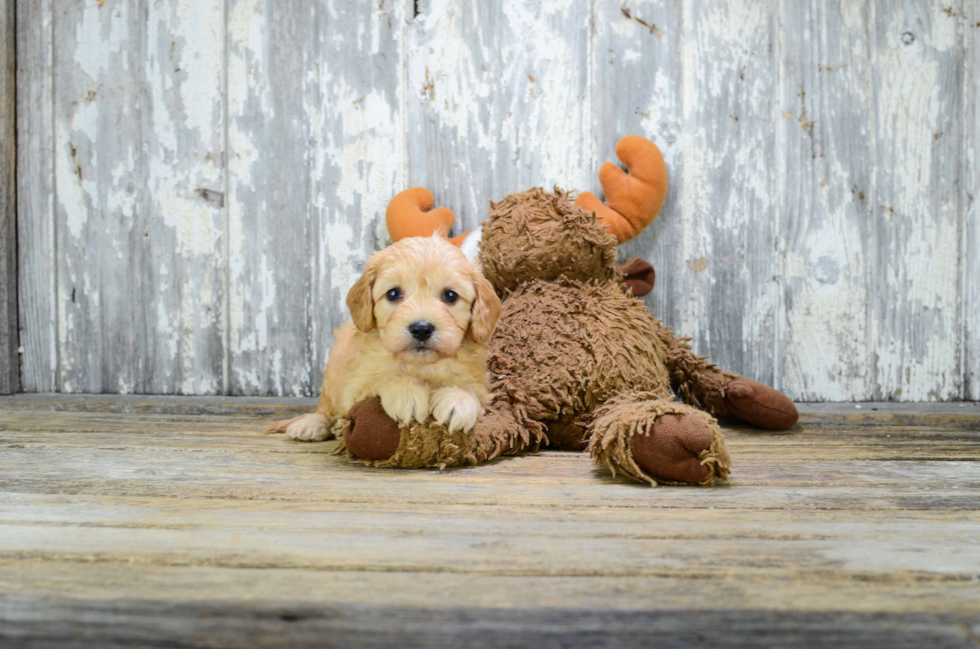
[269,234,501,442]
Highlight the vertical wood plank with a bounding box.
[871,0,965,400]
[0,0,17,393]
[226,0,404,396]
[593,1,685,352]
[965,0,978,400]
[226,0,315,396]
[54,0,225,394]
[406,0,592,233]
[140,0,226,394]
[53,0,143,393]
[778,1,875,401]
[674,1,781,386]
[15,0,55,393]
[307,0,407,385]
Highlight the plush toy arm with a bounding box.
[340,396,542,467]
[575,135,668,243]
[386,187,471,246]
[658,324,735,415]
[657,324,799,430]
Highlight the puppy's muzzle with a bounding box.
[408,321,435,342]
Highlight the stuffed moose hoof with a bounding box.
[631,413,719,484]
[722,378,799,431]
[343,398,401,462]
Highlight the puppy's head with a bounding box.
[347,234,501,364]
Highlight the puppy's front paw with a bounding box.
[379,381,429,426]
[430,387,482,434]
[285,413,330,442]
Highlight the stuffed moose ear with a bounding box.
[574,135,669,243]
[385,187,470,246]
[385,135,667,251]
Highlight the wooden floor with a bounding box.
[1,396,978,648]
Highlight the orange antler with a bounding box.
[574,135,668,243]
[385,188,458,243]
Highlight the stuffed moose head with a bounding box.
[339,135,799,485]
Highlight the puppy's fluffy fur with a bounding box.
[269,235,501,442]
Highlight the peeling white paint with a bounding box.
[873,4,962,400]
[73,2,128,82]
[407,0,591,228]
[676,0,780,384]
[22,0,977,400]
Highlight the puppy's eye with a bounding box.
[385,288,402,302]
[442,289,458,304]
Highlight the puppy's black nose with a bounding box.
[408,321,435,342]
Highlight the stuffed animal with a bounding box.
[336,136,799,485]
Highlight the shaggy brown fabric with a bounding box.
[487,278,671,450]
[336,398,534,470]
[657,326,798,430]
[588,392,731,486]
[657,323,740,416]
[479,187,619,295]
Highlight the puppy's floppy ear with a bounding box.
[347,252,382,332]
[467,267,502,343]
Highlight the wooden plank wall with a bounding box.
[13,0,980,401]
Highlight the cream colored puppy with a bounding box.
[269,234,501,442]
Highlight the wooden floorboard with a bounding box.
[0,397,978,647]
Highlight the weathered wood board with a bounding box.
[779,1,875,401]
[406,0,593,233]
[14,0,55,394]
[13,0,980,400]
[226,0,403,397]
[0,396,978,646]
[871,1,966,401]
[49,0,226,395]
[966,1,979,401]
[0,0,16,395]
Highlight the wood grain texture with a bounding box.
[226,0,402,396]
[406,0,592,233]
[779,1,875,401]
[871,1,966,400]
[14,0,980,401]
[53,0,143,394]
[51,0,225,394]
[140,0,226,395]
[0,397,977,646]
[15,0,55,393]
[965,0,979,400]
[3,597,975,649]
[0,0,16,394]
[674,1,781,387]
[225,0,316,397]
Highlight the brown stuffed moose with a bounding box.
[326,136,798,485]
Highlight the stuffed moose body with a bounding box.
[327,136,798,485]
